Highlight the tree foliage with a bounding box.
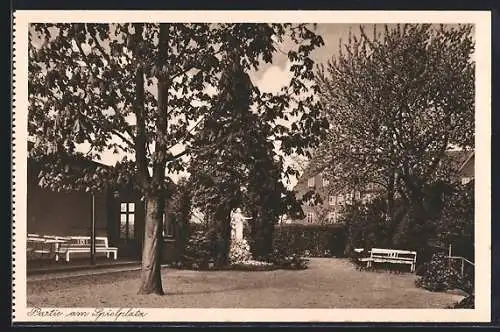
[314,23,474,203]
[340,198,392,255]
[29,23,326,194]
[313,24,474,250]
[435,181,474,259]
[28,23,327,291]
[188,25,326,265]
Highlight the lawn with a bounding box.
[27,258,464,308]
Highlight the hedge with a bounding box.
[182,222,347,260]
[273,223,346,257]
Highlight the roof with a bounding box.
[294,149,475,191]
[28,141,178,194]
[28,141,111,170]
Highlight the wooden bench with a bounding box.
[55,236,118,262]
[362,248,417,272]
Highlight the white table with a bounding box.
[28,238,68,261]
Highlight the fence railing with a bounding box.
[446,255,474,277]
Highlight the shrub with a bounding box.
[341,199,393,256]
[415,253,474,293]
[435,181,474,262]
[453,295,474,309]
[268,247,309,270]
[181,228,215,269]
[273,224,345,258]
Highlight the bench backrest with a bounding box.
[370,248,417,261]
[66,236,110,248]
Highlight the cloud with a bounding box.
[252,60,293,94]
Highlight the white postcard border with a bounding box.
[12,10,492,323]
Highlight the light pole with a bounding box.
[90,192,96,265]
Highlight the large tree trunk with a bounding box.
[257,224,274,260]
[137,23,170,295]
[131,23,164,295]
[213,207,231,267]
[249,210,259,259]
[394,183,428,252]
[250,210,274,260]
[138,196,165,295]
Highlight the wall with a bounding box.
[27,182,108,237]
[293,171,381,225]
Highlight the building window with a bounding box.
[328,211,337,223]
[361,194,367,204]
[345,193,353,205]
[322,177,330,187]
[306,212,314,223]
[120,202,135,240]
[328,195,336,206]
[337,194,344,206]
[461,177,472,185]
[308,177,315,188]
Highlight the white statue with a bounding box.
[230,208,252,240]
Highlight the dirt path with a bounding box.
[27,258,464,308]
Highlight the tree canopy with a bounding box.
[29,23,326,195]
[314,24,474,200]
[28,23,327,293]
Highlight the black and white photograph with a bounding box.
[12,10,491,323]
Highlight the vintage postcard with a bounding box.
[12,10,491,323]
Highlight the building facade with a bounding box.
[292,150,474,225]
[292,169,382,225]
[27,156,182,262]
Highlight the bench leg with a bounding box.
[113,251,117,260]
[55,253,59,262]
[106,252,110,259]
[66,251,70,262]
